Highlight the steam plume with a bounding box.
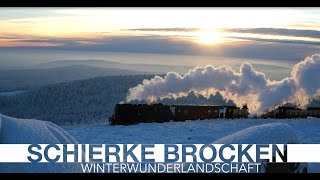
[127,54,320,113]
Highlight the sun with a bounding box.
[196,30,222,45]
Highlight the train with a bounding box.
[109,103,320,125]
[262,106,320,119]
[109,103,249,125]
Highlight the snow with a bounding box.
[0,90,26,96]
[0,114,81,173]
[212,122,307,173]
[0,114,77,144]
[212,122,299,144]
[64,118,320,144]
[1,112,319,173]
[64,118,320,173]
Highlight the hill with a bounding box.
[0,65,147,92]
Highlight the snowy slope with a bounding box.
[213,122,299,144]
[212,122,307,173]
[0,114,77,144]
[0,114,81,173]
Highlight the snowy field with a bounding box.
[1,113,320,173]
[64,117,320,173]
[64,118,320,144]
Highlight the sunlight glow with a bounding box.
[196,30,222,45]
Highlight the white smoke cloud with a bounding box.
[292,54,320,98]
[127,54,320,113]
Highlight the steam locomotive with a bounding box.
[109,103,249,125]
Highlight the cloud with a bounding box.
[125,28,200,32]
[126,27,320,39]
[227,28,320,39]
[1,34,319,61]
[125,27,320,48]
[2,35,205,55]
[127,54,320,113]
[230,36,320,46]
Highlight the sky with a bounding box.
[0,7,320,61]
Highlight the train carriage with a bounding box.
[109,103,249,125]
[262,106,320,119]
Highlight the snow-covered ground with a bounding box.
[64,117,320,173]
[0,114,81,173]
[64,118,320,144]
[1,113,319,173]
